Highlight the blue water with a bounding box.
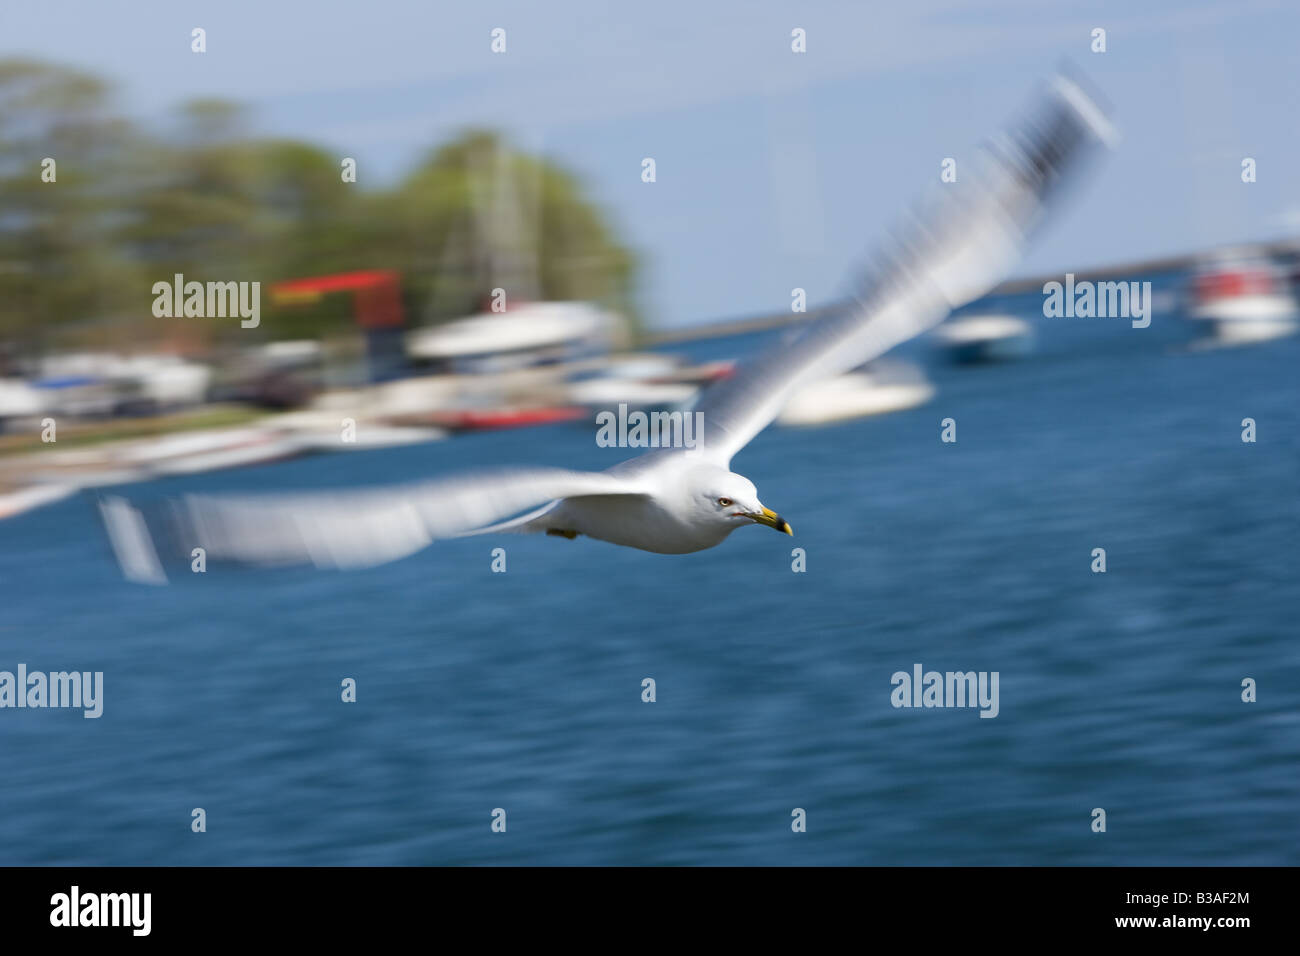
[2,282,1298,864]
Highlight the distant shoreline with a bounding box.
[645,238,1300,345]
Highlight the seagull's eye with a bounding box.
[718,498,733,507]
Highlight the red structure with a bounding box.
[270,270,405,328]
[270,270,407,381]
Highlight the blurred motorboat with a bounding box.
[567,376,697,412]
[0,379,42,427]
[426,405,586,430]
[777,358,935,426]
[406,301,613,372]
[1187,250,1299,346]
[565,353,723,413]
[27,352,213,417]
[30,375,116,418]
[932,314,1034,363]
[114,355,212,411]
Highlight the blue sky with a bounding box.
[4,0,1297,328]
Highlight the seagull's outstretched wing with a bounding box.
[99,467,647,581]
[694,76,1116,466]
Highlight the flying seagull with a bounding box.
[101,76,1114,583]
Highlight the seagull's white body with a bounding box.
[100,77,1114,581]
[519,456,761,554]
[539,482,724,555]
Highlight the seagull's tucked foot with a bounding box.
[546,528,580,539]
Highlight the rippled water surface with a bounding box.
[2,284,1297,864]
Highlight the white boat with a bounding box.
[1187,251,1299,346]
[117,355,212,406]
[567,377,697,412]
[0,379,42,421]
[932,314,1034,362]
[405,303,613,369]
[566,354,703,412]
[291,425,446,452]
[777,359,935,426]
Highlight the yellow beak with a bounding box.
[751,506,793,535]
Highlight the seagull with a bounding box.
[100,76,1114,582]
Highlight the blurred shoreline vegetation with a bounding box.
[0,58,642,365]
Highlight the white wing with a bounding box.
[101,467,647,578]
[694,75,1116,466]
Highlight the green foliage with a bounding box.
[0,60,642,355]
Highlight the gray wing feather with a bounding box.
[103,467,646,577]
[694,75,1115,465]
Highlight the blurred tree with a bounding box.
[0,59,643,358]
[390,130,642,338]
[0,59,143,353]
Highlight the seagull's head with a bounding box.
[692,468,792,538]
